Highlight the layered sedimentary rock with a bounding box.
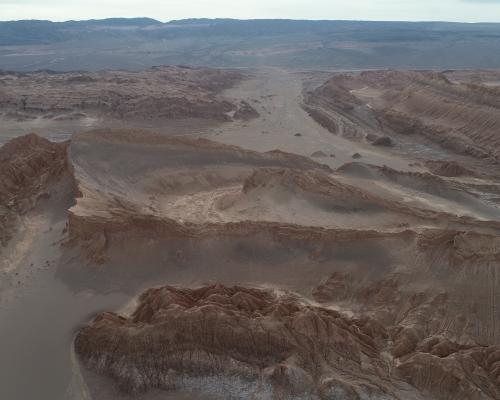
[425,160,475,177]
[303,70,500,161]
[65,129,340,261]
[76,226,500,398]
[75,284,408,399]
[76,279,500,399]
[65,130,500,267]
[3,62,500,400]
[18,127,492,399]
[65,130,500,399]
[0,134,70,246]
[0,66,244,122]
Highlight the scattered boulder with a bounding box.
[425,160,475,177]
[311,150,327,158]
[371,136,393,147]
[233,100,259,120]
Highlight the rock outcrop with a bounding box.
[425,160,475,177]
[0,134,70,246]
[75,284,406,398]
[10,127,492,400]
[304,70,500,162]
[0,66,244,122]
[76,280,500,399]
[233,100,259,120]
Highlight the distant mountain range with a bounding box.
[2,18,500,70]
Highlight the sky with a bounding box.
[2,0,500,23]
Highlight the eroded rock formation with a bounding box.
[3,129,499,399]
[0,134,70,246]
[0,66,244,122]
[75,284,407,398]
[304,70,500,162]
[76,280,500,399]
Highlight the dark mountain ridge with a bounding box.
[2,18,500,70]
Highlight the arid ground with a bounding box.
[1,66,500,399]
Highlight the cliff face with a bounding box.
[64,129,335,263]
[75,282,500,400]
[0,133,70,212]
[0,67,245,122]
[70,214,500,398]
[75,284,402,399]
[303,70,500,162]
[0,134,71,247]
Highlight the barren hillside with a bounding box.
[63,129,500,398]
[2,68,500,400]
[304,69,500,162]
[0,66,247,123]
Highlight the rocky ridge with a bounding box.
[0,66,245,122]
[2,130,500,399]
[303,70,500,162]
[0,134,71,247]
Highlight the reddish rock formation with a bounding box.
[0,66,244,122]
[0,134,69,212]
[304,70,500,161]
[14,128,493,399]
[76,281,500,399]
[311,265,500,399]
[75,284,402,398]
[398,345,500,400]
[425,160,475,177]
[0,134,70,246]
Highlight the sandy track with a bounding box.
[207,68,423,171]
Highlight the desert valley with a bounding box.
[1,17,500,400]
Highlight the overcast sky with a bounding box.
[2,0,500,23]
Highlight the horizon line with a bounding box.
[2,17,500,24]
